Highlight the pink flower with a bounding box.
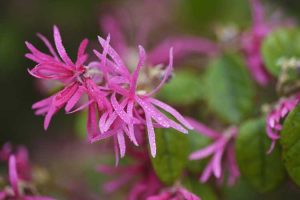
[0,144,55,200]
[97,147,162,200]
[241,0,294,86]
[92,36,193,157]
[27,26,112,139]
[187,118,240,185]
[0,143,32,181]
[266,95,300,153]
[27,25,91,130]
[241,0,272,86]
[100,1,218,67]
[147,186,200,200]
[27,26,192,160]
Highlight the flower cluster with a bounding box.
[187,118,240,185]
[97,147,162,199]
[147,186,200,200]
[26,26,193,160]
[241,0,294,86]
[100,0,219,67]
[266,95,300,153]
[0,143,54,200]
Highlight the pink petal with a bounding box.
[126,100,138,145]
[178,188,201,200]
[90,127,119,143]
[44,104,56,130]
[111,93,132,124]
[117,131,126,158]
[100,14,128,55]
[32,96,52,109]
[97,36,129,76]
[76,39,89,66]
[212,148,224,178]
[65,87,84,112]
[36,33,59,60]
[130,46,146,96]
[53,25,74,66]
[145,113,156,157]
[9,155,20,197]
[87,103,99,140]
[250,0,265,25]
[102,173,132,193]
[150,98,193,130]
[136,97,170,128]
[148,37,218,65]
[185,117,220,139]
[200,161,214,182]
[167,120,188,134]
[25,42,56,63]
[189,139,224,160]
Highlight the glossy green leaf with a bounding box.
[203,54,254,123]
[236,118,285,193]
[158,69,203,106]
[281,105,300,187]
[150,128,188,185]
[183,176,217,200]
[222,179,261,200]
[186,130,211,174]
[261,28,300,76]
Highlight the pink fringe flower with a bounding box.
[97,147,162,200]
[147,186,200,200]
[92,36,193,158]
[241,0,272,86]
[187,118,240,185]
[241,0,294,86]
[100,1,218,67]
[27,25,93,130]
[0,145,55,200]
[266,95,300,153]
[27,27,192,159]
[0,143,32,181]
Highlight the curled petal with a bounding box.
[53,25,74,66]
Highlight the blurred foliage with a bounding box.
[183,176,217,200]
[237,118,285,193]
[262,28,300,76]
[281,105,300,187]
[203,54,255,124]
[158,69,204,106]
[186,130,211,174]
[150,128,188,185]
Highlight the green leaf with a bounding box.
[183,176,217,200]
[150,129,188,185]
[261,28,300,76]
[203,54,254,124]
[236,118,285,193]
[186,130,211,174]
[222,179,261,200]
[158,69,203,106]
[75,112,87,139]
[281,105,300,187]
